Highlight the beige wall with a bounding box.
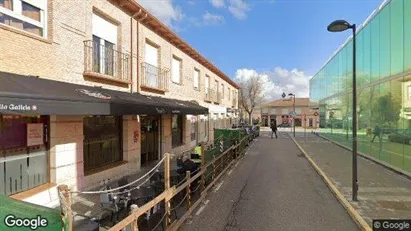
[0,0,135,92]
[138,23,238,109]
[1,0,238,205]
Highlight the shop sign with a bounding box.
[27,123,44,147]
[75,89,111,99]
[155,108,166,114]
[0,104,38,111]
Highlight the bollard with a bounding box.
[186,171,191,211]
[130,204,139,231]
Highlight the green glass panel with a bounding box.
[370,14,380,82]
[378,81,391,164]
[341,47,347,91]
[346,40,353,90]
[390,0,404,75]
[370,84,381,159]
[388,78,404,170]
[379,4,391,79]
[363,26,371,84]
[357,30,365,86]
[405,0,411,71]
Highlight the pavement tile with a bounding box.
[295,133,411,226]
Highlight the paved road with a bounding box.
[181,131,359,231]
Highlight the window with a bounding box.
[0,115,49,196]
[83,116,122,174]
[0,0,47,37]
[295,108,302,115]
[92,13,117,76]
[221,83,224,99]
[145,42,159,88]
[205,75,210,95]
[190,116,198,141]
[172,56,181,84]
[270,108,276,115]
[172,115,183,147]
[194,69,200,90]
[228,87,230,100]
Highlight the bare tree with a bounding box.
[237,75,265,125]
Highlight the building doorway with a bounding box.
[309,118,313,127]
[295,118,302,127]
[140,116,160,166]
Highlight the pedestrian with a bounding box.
[371,125,382,143]
[270,120,278,139]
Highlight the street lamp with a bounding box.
[327,19,358,202]
[282,92,296,137]
[289,93,296,137]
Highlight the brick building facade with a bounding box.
[0,0,239,207]
[260,98,319,128]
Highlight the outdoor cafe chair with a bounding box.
[99,187,120,224]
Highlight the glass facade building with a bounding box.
[310,0,411,173]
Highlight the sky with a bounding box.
[137,0,383,100]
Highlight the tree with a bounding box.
[372,93,401,128]
[237,75,265,124]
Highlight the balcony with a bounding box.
[140,62,170,93]
[83,40,130,84]
[216,92,222,104]
[232,98,237,108]
[204,88,212,102]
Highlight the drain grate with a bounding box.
[377,201,410,211]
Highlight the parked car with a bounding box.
[277,123,291,128]
[388,130,411,145]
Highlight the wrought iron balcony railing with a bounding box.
[83,40,130,83]
[216,92,222,104]
[232,98,237,108]
[140,62,170,91]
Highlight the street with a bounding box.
[181,130,359,231]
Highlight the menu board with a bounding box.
[27,123,44,147]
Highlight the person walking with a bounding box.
[270,120,278,139]
[371,125,382,143]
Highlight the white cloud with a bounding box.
[188,0,196,6]
[228,0,250,20]
[137,0,184,27]
[210,0,226,8]
[203,12,225,25]
[209,0,251,20]
[234,67,311,101]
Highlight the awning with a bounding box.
[0,72,168,115]
[143,95,208,115]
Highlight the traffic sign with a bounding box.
[281,92,286,98]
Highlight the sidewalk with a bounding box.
[293,132,411,227]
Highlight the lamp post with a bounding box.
[289,93,296,137]
[327,20,358,201]
[282,92,296,137]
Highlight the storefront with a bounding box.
[0,115,49,196]
[0,71,209,200]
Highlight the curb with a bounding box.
[318,134,411,180]
[289,135,372,231]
